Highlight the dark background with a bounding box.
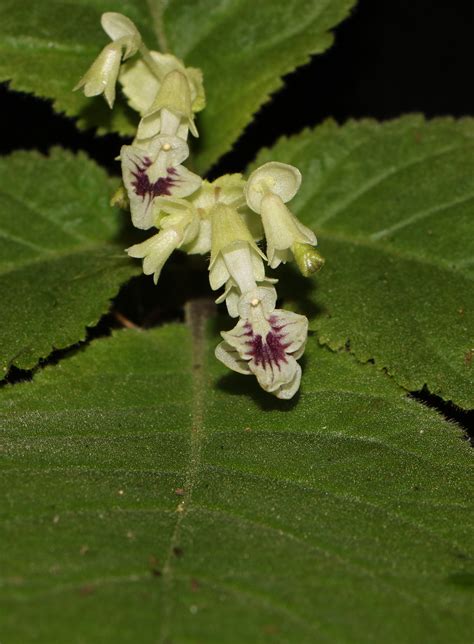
[1,0,473,173]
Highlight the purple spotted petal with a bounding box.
[122,146,201,230]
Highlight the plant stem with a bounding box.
[146,0,169,53]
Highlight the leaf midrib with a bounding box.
[158,300,211,642]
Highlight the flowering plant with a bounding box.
[75,12,324,399]
[0,3,472,642]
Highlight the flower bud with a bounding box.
[110,185,129,210]
[292,242,325,276]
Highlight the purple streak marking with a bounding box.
[245,317,291,370]
[131,158,178,200]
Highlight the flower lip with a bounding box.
[217,297,308,399]
[245,161,302,214]
[244,315,291,370]
[101,12,141,42]
[227,288,305,370]
[131,159,178,200]
[121,143,201,230]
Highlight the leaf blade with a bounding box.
[252,116,474,408]
[0,148,138,374]
[0,321,473,641]
[0,0,356,170]
[164,0,357,171]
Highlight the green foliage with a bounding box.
[0,0,147,135]
[0,0,355,172]
[0,3,472,641]
[253,116,474,408]
[0,319,473,642]
[0,149,138,374]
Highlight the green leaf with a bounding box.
[0,0,154,136]
[0,148,137,374]
[0,0,356,171]
[164,0,356,172]
[0,315,473,642]
[253,116,474,408]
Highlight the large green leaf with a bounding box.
[0,0,356,172]
[1,314,473,642]
[253,116,474,408]
[0,148,137,375]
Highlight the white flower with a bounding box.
[183,174,259,256]
[121,136,201,230]
[136,70,198,141]
[119,51,205,117]
[215,288,308,399]
[101,13,141,54]
[74,13,141,108]
[74,44,123,108]
[127,230,179,284]
[126,207,199,284]
[245,161,301,213]
[208,204,266,291]
[215,277,277,318]
[260,193,316,268]
[245,161,317,268]
[128,173,256,263]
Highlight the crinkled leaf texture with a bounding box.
[253,116,474,409]
[0,318,473,642]
[0,0,356,172]
[0,149,137,374]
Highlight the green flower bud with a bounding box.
[110,185,129,210]
[292,242,325,277]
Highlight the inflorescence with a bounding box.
[75,12,324,399]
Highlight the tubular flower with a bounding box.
[260,193,317,268]
[215,288,308,399]
[73,43,123,108]
[184,174,259,256]
[119,51,205,118]
[75,12,324,401]
[121,136,201,230]
[245,162,318,269]
[126,229,180,284]
[208,203,266,292]
[136,70,198,142]
[74,13,141,108]
[126,207,199,284]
